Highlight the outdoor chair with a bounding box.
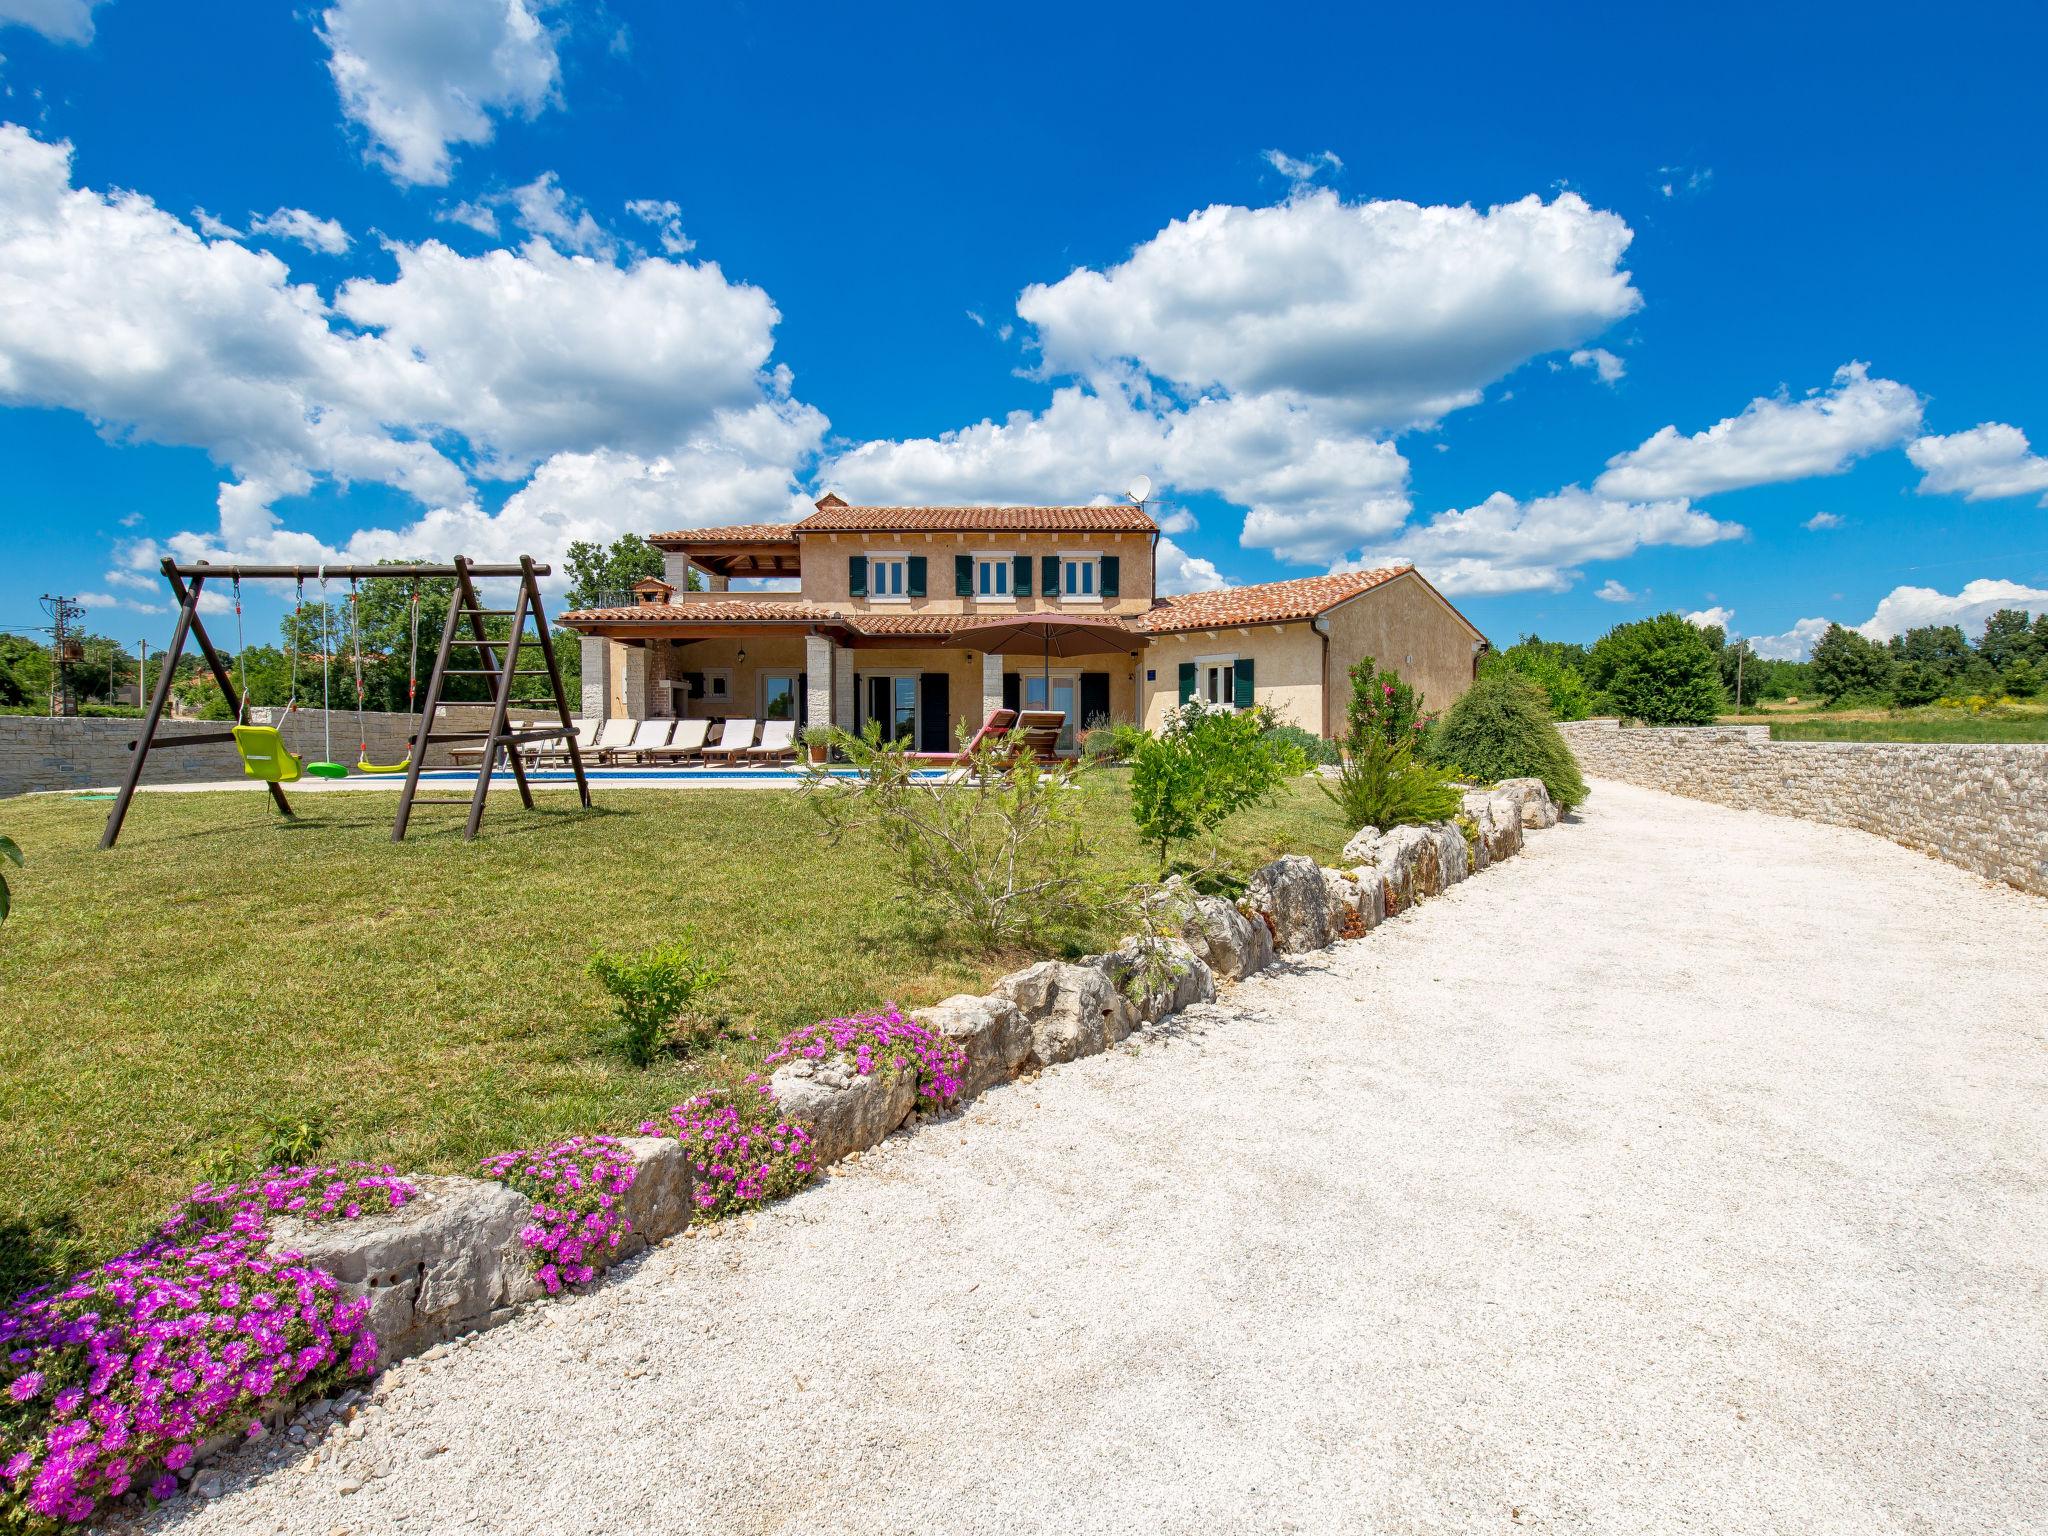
[745,719,798,763]
[643,717,711,765]
[584,718,636,763]
[612,718,676,764]
[1013,709,1068,760]
[906,707,1018,766]
[703,718,759,763]
[530,717,594,767]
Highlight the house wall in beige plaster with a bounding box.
[799,530,1156,616]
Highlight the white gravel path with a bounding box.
[151,780,2048,1535]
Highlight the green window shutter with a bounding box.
[848,555,867,597]
[1100,555,1120,597]
[1177,661,1196,704]
[1013,554,1032,596]
[906,555,927,597]
[954,554,973,596]
[1233,657,1255,708]
[1042,555,1059,595]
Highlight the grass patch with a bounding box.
[0,774,1348,1272]
[1765,710,2048,743]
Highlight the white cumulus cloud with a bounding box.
[1262,148,1343,184]
[1595,578,1639,602]
[1906,422,2048,506]
[0,125,819,585]
[1750,617,1832,661]
[1855,578,2048,641]
[0,0,107,44]
[1804,510,1842,530]
[1684,605,1733,631]
[317,0,563,186]
[1018,189,1641,431]
[1594,362,1922,500]
[1351,485,1743,596]
[1155,536,1229,595]
[246,207,352,255]
[1570,347,1625,384]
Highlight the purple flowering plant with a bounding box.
[477,1136,636,1295]
[644,1080,816,1223]
[161,1163,416,1240]
[763,1008,967,1110]
[0,1233,375,1530]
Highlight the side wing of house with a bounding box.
[1319,570,1487,728]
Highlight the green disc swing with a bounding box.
[228,573,304,784]
[350,574,419,775]
[304,569,349,778]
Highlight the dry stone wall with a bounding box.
[1557,719,2048,897]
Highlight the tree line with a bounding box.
[1488,608,2048,726]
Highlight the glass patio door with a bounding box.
[1022,674,1078,751]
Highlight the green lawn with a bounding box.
[0,774,1349,1285]
[1764,710,2048,743]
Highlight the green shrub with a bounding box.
[1321,732,1461,830]
[587,936,731,1066]
[1261,720,1340,766]
[1081,717,1149,764]
[1429,672,1588,810]
[0,834,16,925]
[1484,645,1594,720]
[1129,701,1307,870]
[1587,613,1724,724]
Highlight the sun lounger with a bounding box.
[613,718,676,764]
[744,719,798,763]
[642,717,710,764]
[1013,709,1067,760]
[584,718,636,763]
[702,718,759,762]
[449,719,530,767]
[906,707,1018,766]
[529,717,593,767]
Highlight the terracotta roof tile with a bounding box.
[646,523,801,547]
[846,612,973,636]
[798,503,1158,534]
[560,597,843,625]
[1136,567,1412,634]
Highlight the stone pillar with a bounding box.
[982,651,1003,721]
[621,643,649,719]
[832,643,856,732]
[579,634,609,719]
[661,552,694,593]
[804,633,836,736]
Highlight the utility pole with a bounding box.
[137,636,149,711]
[40,594,84,716]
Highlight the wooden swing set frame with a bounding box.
[101,554,592,849]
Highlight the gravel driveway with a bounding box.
[156,780,2048,1535]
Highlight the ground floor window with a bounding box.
[1198,658,1235,709]
[760,672,800,721]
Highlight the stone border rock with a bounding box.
[144,777,1561,1512]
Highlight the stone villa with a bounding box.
[560,496,1488,751]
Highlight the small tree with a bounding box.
[587,937,731,1066]
[1808,623,1894,705]
[1344,655,1424,746]
[1483,645,1594,720]
[1587,614,1724,724]
[804,723,1105,950]
[1322,731,1461,830]
[1129,702,1305,871]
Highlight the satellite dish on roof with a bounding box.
[1125,474,1152,505]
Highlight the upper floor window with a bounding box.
[1061,556,1099,599]
[870,556,907,600]
[976,556,1012,598]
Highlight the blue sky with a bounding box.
[1,0,2044,659]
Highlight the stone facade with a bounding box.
[1557,719,2048,897]
[0,710,459,799]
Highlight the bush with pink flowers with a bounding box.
[0,1232,375,1531]
[477,1136,636,1295]
[161,1164,417,1241]
[645,1080,817,1223]
[763,1008,967,1110]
